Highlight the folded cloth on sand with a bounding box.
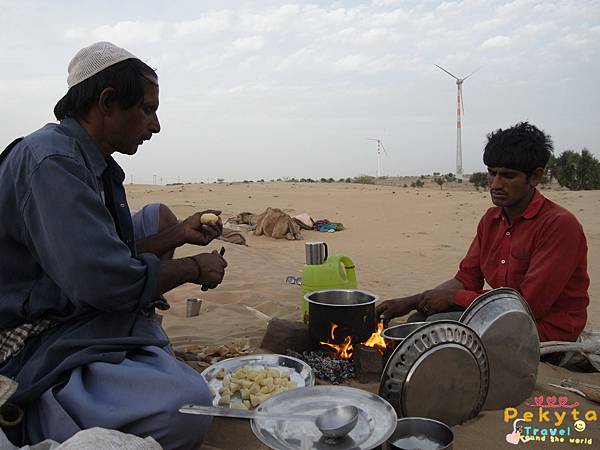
[313,219,344,232]
[293,213,314,230]
[540,329,600,372]
[1,377,161,449]
[1,427,162,450]
[218,228,247,245]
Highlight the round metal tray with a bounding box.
[251,385,397,450]
[202,354,315,408]
[459,287,539,410]
[379,320,489,427]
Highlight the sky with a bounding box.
[1,0,599,183]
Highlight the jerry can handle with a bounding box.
[323,242,328,262]
[339,255,357,285]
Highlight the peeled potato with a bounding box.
[200,213,219,224]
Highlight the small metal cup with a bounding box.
[305,242,328,265]
[186,298,202,317]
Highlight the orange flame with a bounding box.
[320,335,353,359]
[362,321,386,352]
[320,322,386,359]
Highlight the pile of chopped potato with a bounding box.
[216,365,298,409]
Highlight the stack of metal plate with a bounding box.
[379,320,489,427]
[379,288,539,426]
[459,287,539,410]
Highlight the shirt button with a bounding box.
[501,259,506,264]
[505,231,511,236]
[120,203,126,208]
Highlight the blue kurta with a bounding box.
[0,120,211,449]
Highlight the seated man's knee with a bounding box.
[148,373,213,450]
[158,204,178,232]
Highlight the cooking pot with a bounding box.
[305,289,378,347]
[381,322,427,363]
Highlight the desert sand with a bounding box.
[126,181,600,450]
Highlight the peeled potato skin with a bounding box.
[200,213,219,224]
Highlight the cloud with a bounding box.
[232,35,265,51]
[174,11,231,36]
[479,35,513,50]
[331,54,369,72]
[65,20,167,45]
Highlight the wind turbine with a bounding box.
[434,64,477,179]
[367,138,388,178]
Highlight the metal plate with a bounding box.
[459,287,539,410]
[379,320,489,427]
[202,354,315,408]
[251,385,397,450]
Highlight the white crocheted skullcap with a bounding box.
[67,41,139,88]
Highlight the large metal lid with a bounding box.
[379,320,489,427]
[459,287,539,410]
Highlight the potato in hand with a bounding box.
[200,213,219,224]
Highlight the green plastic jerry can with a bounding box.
[301,243,357,323]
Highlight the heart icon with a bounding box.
[533,395,544,406]
[546,396,558,406]
[506,432,521,445]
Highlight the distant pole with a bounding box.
[456,83,463,178]
[160,177,163,185]
[153,174,157,185]
[130,174,133,184]
[377,141,381,178]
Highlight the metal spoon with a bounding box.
[179,404,359,438]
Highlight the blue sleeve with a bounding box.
[21,154,159,312]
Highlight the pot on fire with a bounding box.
[305,289,378,351]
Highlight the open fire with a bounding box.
[319,322,386,359]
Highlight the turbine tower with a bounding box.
[435,64,477,179]
[367,138,388,178]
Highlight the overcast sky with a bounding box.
[1,0,599,183]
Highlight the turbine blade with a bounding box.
[459,85,465,115]
[381,142,389,155]
[434,64,459,80]
[462,67,480,81]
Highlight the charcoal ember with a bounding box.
[287,349,355,384]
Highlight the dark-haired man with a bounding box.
[0,42,225,449]
[377,122,589,343]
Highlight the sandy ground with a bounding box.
[126,181,600,450]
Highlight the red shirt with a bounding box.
[454,190,589,342]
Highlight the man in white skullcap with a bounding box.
[0,42,227,449]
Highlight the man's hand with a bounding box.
[189,251,228,291]
[181,210,223,246]
[376,294,421,326]
[416,289,457,315]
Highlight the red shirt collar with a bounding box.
[492,189,546,221]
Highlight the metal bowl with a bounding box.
[381,322,427,362]
[387,417,454,450]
